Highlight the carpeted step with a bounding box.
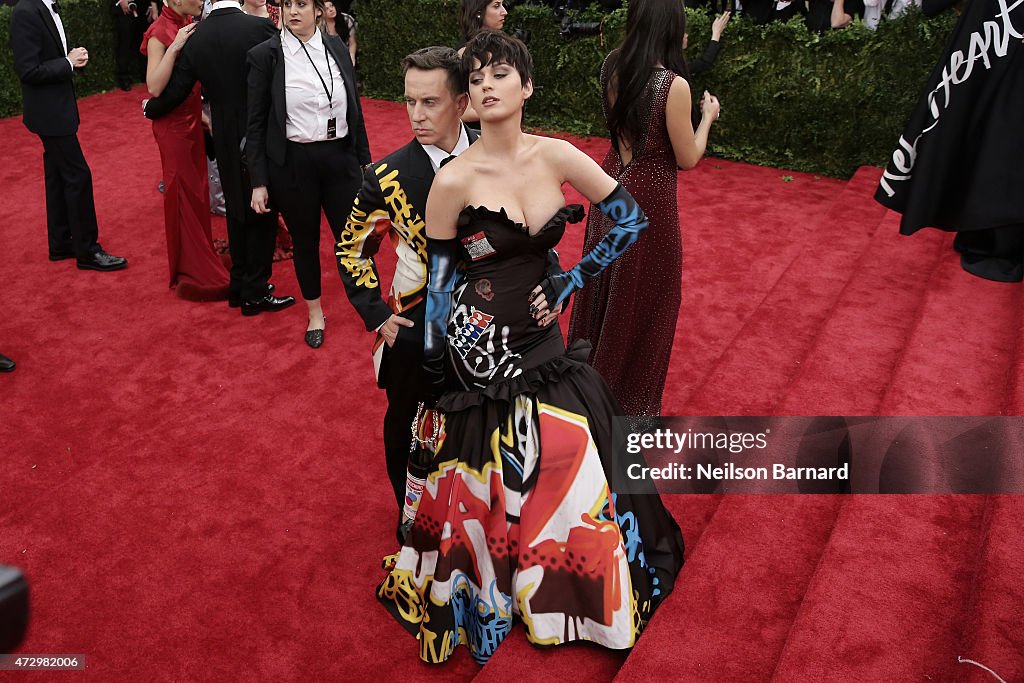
[615,495,843,682]
[776,211,948,415]
[661,163,844,413]
[1002,299,1024,415]
[953,496,1024,683]
[472,495,723,683]
[877,246,1022,415]
[769,496,990,682]
[682,167,890,416]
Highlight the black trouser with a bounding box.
[379,304,428,512]
[40,134,101,259]
[111,9,146,86]
[268,137,362,301]
[214,137,277,302]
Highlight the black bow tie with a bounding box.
[439,154,457,168]
[51,0,61,13]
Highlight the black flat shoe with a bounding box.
[241,293,295,316]
[77,250,127,272]
[0,354,14,373]
[304,317,326,349]
[229,283,275,308]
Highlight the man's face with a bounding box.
[404,68,467,149]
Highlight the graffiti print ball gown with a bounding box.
[378,204,685,665]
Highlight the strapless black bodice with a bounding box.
[446,204,583,391]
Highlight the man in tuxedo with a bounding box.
[145,0,294,314]
[337,47,474,527]
[10,0,128,271]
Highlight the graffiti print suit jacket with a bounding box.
[336,128,479,384]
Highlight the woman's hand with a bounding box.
[169,24,197,54]
[528,287,563,327]
[701,90,721,122]
[251,186,271,214]
[711,11,731,41]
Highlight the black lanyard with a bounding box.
[294,31,334,112]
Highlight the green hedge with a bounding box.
[359,0,958,178]
[1,0,118,120]
[2,0,958,177]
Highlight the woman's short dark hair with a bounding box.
[462,29,532,85]
[401,46,467,97]
[459,0,491,42]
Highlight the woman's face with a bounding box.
[174,0,204,18]
[282,0,320,37]
[482,0,507,31]
[468,58,531,122]
[323,0,336,19]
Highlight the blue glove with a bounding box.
[536,184,648,310]
[423,237,460,402]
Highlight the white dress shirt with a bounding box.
[208,0,243,12]
[421,124,471,173]
[40,0,72,70]
[282,28,348,143]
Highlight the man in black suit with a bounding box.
[145,0,294,314]
[337,47,474,528]
[110,0,156,91]
[10,0,128,271]
[337,47,566,538]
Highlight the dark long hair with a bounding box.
[605,0,690,150]
[459,0,491,42]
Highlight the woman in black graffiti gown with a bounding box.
[376,31,685,665]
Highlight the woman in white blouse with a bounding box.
[246,0,371,348]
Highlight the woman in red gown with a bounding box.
[141,0,230,300]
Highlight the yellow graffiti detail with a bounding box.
[419,625,458,663]
[377,168,427,262]
[336,193,386,290]
[377,569,428,625]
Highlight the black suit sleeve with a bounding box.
[336,165,396,331]
[144,39,197,120]
[689,39,721,77]
[331,38,371,165]
[245,43,273,189]
[11,8,74,85]
[351,95,372,166]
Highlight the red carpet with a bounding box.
[1,87,1021,681]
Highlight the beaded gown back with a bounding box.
[567,62,681,417]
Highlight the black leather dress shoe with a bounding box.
[241,293,295,316]
[305,317,326,349]
[48,249,75,262]
[0,354,14,373]
[77,250,127,272]
[229,283,275,308]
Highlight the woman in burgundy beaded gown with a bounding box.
[567,0,720,416]
[141,0,230,300]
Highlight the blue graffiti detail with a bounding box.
[449,573,514,665]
